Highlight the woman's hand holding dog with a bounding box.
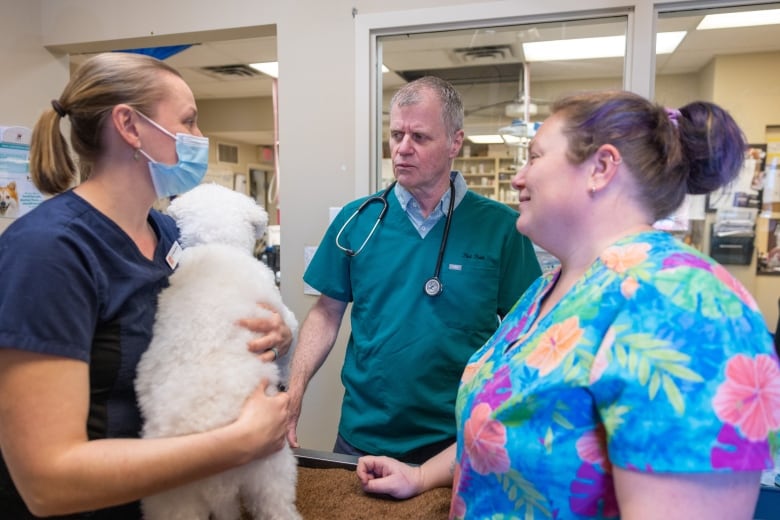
[230,379,291,463]
[238,303,293,362]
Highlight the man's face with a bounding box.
[388,89,462,194]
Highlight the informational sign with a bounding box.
[0,135,44,222]
[706,146,765,213]
[763,127,780,215]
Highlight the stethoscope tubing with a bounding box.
[335,182,395,257]
[432,179,455,282]
[335,179,455,297]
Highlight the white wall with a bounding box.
[2,0,776,451]
[0,2,69,127]
[0,0,69,234]
[34,0,533,453]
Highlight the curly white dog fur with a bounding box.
[135,183,301,520]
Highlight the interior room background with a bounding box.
[1,0,778,452]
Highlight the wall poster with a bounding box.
[0,126,45,227]
[757,218,780,275]
[705,145,765,213]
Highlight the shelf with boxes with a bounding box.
[453,156,520,206]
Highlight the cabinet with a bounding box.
[453,157,519,206]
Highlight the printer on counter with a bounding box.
[710,208,757,265]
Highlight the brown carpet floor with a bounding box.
[294,466,451,519]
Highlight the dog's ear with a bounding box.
[250,204,269,239]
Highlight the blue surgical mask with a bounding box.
[136,111,209,198]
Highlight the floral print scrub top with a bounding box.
[452,230,780,519]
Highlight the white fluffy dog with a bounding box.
[135,183,301,520]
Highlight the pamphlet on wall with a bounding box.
[706,145,764,214]
[0,126,45,228]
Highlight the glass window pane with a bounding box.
[376,15,627,204]
[655,3,780,272]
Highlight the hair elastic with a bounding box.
[51,99,68,118]
[665,107,682,128]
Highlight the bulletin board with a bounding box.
[756,217,780,275]
[705,145,765,213]
[756,126,780,275]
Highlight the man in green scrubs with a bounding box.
[287,76,541,464]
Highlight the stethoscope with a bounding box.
[335,179,455,297]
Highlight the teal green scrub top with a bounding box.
[304,186,541,458]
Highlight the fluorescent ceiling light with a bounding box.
[522,32,686,61]
[248,61,278,78]
[524,35,624,61]
[656,31,687,54]
[468,135,505,144]
[697,9,780,30]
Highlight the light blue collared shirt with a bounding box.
[394,171,468,238]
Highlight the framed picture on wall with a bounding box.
[757,218,780,275]
[706,145,766,212]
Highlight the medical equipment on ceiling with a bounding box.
[497,62,541,166]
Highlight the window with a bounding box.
[375,14,629,196]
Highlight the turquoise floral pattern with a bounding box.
[450,231,780,519]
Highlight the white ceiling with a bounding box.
[69,7,780,146]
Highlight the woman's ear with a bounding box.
[111,104,142,149]
[590,144,622,190]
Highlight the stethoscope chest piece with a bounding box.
[424,276,443,297]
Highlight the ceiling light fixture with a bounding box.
[656,32,687,54]
[467,135,506,144]
[522,31,686,61]
[697,8,780,29]
[248,61,279,78]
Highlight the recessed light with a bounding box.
[467,135,506,144]
[522,32,686,61]
[697,9,780,30]
[248,61,278,78]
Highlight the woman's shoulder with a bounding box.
[0,191,83,242]
[604,230,716,274]
[604,231,768,343]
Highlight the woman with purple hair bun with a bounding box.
[358,90,780,519]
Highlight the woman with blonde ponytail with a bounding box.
[29,97,76,194]
[0,52,293,519]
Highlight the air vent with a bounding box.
[201,64,262,79]
[453,44,514,62]
[397,63,522,86]
[218,143,239,164]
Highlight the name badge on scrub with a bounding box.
[166,241,183,270]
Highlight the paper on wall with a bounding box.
[0,126,32,146]
[1,138,44,221]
